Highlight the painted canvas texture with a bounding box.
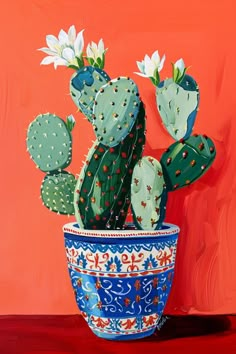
[0,0,235,316]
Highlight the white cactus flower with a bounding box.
[86,39,107,69]
[135,50,166,86]
[172,58,188,83]
[38,25,85,69]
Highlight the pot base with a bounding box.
[91,327,156,341]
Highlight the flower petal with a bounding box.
[62,47,75,61]
[158,54,166,72]
[134,71,149,78]
[98,39,104,53]
[86,45,94,58]
[74,29,84,57]
[144,55,155,76]
[54,57,68,68]
[151,50,160,66]
[40,56,57,65]
[91,41,97,50]
[58,29,68,46]
[46,35,60,51]
[68,25,76,45]
[136,60,145,73]
[38,47,57,55]
[175,58,185,73]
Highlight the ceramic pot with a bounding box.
[63,223,179,341]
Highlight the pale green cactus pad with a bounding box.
[41,171,76,215]
[70,66,110,122]
[131,156,167,230]
[156,75,199,140]
[26,113,72,172]
[92,76,141,147]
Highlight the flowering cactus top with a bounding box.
[26,25,216,231]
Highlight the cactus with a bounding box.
[92,77,141,146]
[26,113,73,172]
[41,171,76,215]
[160,134,216,191]
[70,66,110,122]
[131,156,167,230]
[74,102,146,229]
[156,74,199,141]
[29,27,217,232]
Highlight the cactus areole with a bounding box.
[27,27,216,232]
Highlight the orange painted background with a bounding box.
[0,0,236,315]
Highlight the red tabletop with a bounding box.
[0,315,235,354]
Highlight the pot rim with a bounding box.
[63,222,180,239]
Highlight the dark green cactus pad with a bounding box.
[92,76,141,147]
[74,102,146,229]
[70,66,110,122]
[160,134,216,191]
[26,113,73,172]
[41,171,76,215]
[131,156,167,230]
[156,75,199,140]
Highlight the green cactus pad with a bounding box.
[74,102,146,229]
[26,113,73,172]
[92,76,141,147]
[131,156,167,230]
[156,75,199,140]
[160,134,216,191]
[70,66,110,122]
[41,171,76,215]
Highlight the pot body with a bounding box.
[63,223,179,340]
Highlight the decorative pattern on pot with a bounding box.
[64,222,179,340]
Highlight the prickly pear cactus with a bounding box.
[70,66,110,122]
[156,75,199,140]
[131,156,167,230]
[74,102,146,229]
[41,171,76,215]
[26,113,73,172]
[92,76,141,147]
[160,134,216,191]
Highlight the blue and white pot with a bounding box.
[63,223,179,341]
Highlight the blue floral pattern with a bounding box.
[143,254,158,269]
[105,256,122,272]
[77,252,87,268]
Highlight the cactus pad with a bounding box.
[131,156,167,230]
[74,102,146,229]
[156,75,199,140]
[26,113,73,172]
[160,134,216,191]
[41,171,76,215]
[70,66,110,122]
[92,76,141,147]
